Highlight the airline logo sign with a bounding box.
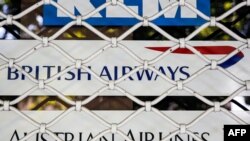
[146,45,244,69]
[0,41,248,96]
[2,111,250,141]
[43,0,210,26]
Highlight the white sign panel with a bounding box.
[0,40,249,96]
[1,111,250,141]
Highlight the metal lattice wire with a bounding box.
[0,0,250,141]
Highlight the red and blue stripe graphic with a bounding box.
[146,46,244,69]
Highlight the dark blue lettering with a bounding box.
[65,132,74,141]
[21,66,33,80]
[57,66,62,80]
[145,132,154,141]
[114,66,118,80]
[43,66,55,79]
[79,132,82,141]
[122,66,134,80]
[159,132,163,140]
[145,70,154,81]
[127,130,135,141]
[65,70,75,80]
[10,130,20,141]
[87,133,93,141]
[167,66,179,80]
[136,70,145,81]
[54,132,65,139]
[140,132,143,141]
[100,66,112,80]
[201,132,210,141]
[8,68,19,80]
[100,136,108,141]
[175,135,184,141]
[78,66,91,80]
[41,133,48,141]
[180,66,190,80]
[154,66,167,80]
[35,66,39,80]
